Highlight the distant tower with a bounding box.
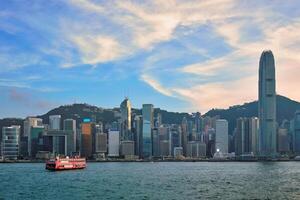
[120,97,132,141]
[142,104,154,158]
[258,50,277,157]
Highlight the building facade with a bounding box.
[258,50,277,157]
[2,126,20,160]
[142,104,154,158]
[120,98,131,141]
[215,119,228,154]
[49,115,61,130]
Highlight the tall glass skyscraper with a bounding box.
[142,104,154,158]
[120,98,131,140]
[258,50,277,157]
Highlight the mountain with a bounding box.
[1,95,300,138]
[36,103,191,126]
[204,95,300,134]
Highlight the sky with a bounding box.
[0,0,300,118]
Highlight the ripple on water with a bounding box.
[1,162,300,200]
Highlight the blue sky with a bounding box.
[1,0,300,118]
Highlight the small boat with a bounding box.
[46,156,86,171]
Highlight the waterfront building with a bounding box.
[159,140,170,157]
[2,126,20,160]
[235,118,259,156]
[186,141,206,158]
[46,130,68,155]
[49,115,61,130]
[152,128,160,157]
[29,126,45,157]
[108,130,120,157]
[120,140,135,157]
[294,111,300,154]
[277,128,290,154]
[170,125,182,156]
[120,98,132,141]
[63,119,76,155]
[181,117,188,156]
[95,132,107,154]
[142,104,154,158]
[81,119,94,158]
[215,119,228,154]
[133,115,143,157]
[258,50,277,157]
[174,147,183,158]
[249,117,259,155]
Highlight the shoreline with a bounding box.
[0,159,299,163]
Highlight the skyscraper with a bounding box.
[142,104,154,158]
[63,119,76,155]
[120,98,131,141]
[49,115,61,130]
[181,117,188,156]
[108,130,120,157]
[133,115,143,157]
[23,117,43,137]
[215,119,228,154]
[258,50,277,157]
[81,119,93,158]
[293,111,300,154]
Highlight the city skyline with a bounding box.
[1,1,300,118]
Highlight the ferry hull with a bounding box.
[46,158,86,171]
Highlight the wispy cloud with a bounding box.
[1,0,300,114]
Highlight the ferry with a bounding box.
[46,156,86,171]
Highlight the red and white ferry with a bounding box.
[46,156,86,171]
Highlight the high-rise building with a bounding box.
[215,119,228,154]
[181,117,188,156]
[277,128,290,154]
[249,117,259,155]
[235,117,259,156]
[120,140,135,157]
[46,130,68,155]
[294,111,300,154]
[108,130,120,157]
[23,117,43,137]
[186,141,206,158]
[22,117,43,156]
[155,113,162,128]
[133,115,143,157]
[159,140,170,157]
[63,119,76,155]
[152,128,160,157]
[235,118,245,156]
[49,115,61,130]
[29,126,44,157]
[2,126,20,160]
[95,132,107,154]
[258,50,277,157]
[170,125,181,156]
[120,98,131,141]
[80,120,93,158]
[142,104,154,158]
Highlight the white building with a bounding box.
[49,115,61,130]
[108,130,120,157]
[2,126,20,160]
[215,119,228,154]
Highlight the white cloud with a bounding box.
[140,74,174,97]
[68,35,127,65]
